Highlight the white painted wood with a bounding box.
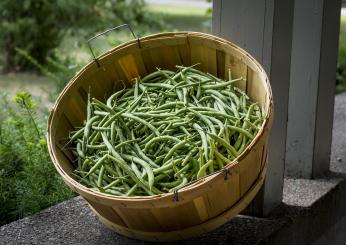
[212,0,221,36]
[213,0,341,214]
[217,0,267,64]
[313,0,341,177]
[213,0,295,215]
[261,0,295,215]
[286,0,341,178]
[285,0,324,178]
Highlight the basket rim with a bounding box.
[47,31,273,203]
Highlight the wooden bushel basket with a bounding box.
[47,31,273,242]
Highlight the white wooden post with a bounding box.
[212,0,341,214]
[285,0,341,178]
[212,0,295,214]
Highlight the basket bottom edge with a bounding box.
[90,164,267,242]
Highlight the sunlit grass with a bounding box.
[146,4,208,16]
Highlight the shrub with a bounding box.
[336,44,346,94]
[0,92,75,225]
[15,47,79,101]
[0,0,164,72]
[0,0,97,71]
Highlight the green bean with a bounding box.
[121,154,155,190]
[238,135,249,154]
[127,90,146,112]
[131,161,142,179]
[193,123,208,159]
[153,158,183,174]
[163,138,190,162]
[85,155,108,177]
[174,160,191,178]
[144,135,181,153]
[197,160,212,179]
[244,118,260,131]
[122,113,160,136]
[140,70,164,83]
[102,133,151,186]
[158,178,182,188]
[134,79,139,99]
[141,83,174,89]
[92,98,117,114]
[209,138,215,173]
[76,142,84,158]
[107,87,125,107]
[97,165,106,187]
[169,177,188,192]
[70,65,263,197]
[215,149,232,164]
[227,125,254,139]
[188,108,216,134]
[104,189,125,196]
[103,179,122,190]
[208,133,239,158]
[126,184,138,196]
[201,77,243,89]
[131,112,175,118]
[182,147,198,166]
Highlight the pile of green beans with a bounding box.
[69,65,263,196]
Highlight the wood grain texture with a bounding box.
[47,32,273,241]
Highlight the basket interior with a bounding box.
[49,32,272,179]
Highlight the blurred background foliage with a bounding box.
[0,0,211,226]
[337,12,346,93]
[0,0,345,226]
[0,0,165,72]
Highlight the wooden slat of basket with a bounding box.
[193,196,210,222]
[150,206,183,231]
[86,198,127,227]
[146,45,183,71]
[53,94,83,130]
[140,35,188,49]
[177,43,191,66]
[216,49,226,79]
[55,143,74,173]
[247,67,265,104]
[80,76,105,101]
[226,54,248,91]
[260,143,268,171]
[114,207,162,231]
[151,201,203,231]
[204,164,241,218]
[118,54,141,82]
[238,134,267,196]
[190,44,217,75]
[95,34,188,71]
[91,164,267,242]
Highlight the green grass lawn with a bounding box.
[340,15,346,48]
[336,15,346,93]
[339,15,346,55]
[146,4,211,33]
[0,73,54,106]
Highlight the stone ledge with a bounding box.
[1,92,346,245]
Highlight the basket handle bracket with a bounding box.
[87,24,140,67]
[172,167,232,202]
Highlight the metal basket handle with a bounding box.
[87,24,140,67]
